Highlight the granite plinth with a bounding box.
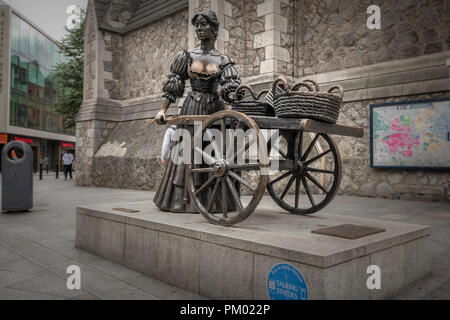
[75,199,430,300]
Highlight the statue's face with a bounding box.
[194,15,216,41]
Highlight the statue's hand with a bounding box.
[155,111,166,125]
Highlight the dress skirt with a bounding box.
[153,91,237,213]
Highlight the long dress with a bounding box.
[153,48,241,213]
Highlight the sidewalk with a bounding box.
[0,175,449,300]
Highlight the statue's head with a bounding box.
[192,10,219,41]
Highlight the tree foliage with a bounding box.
[53,16,85,129]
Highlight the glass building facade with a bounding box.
[9,13,74,136]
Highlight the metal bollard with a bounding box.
[55,163,59,179]
[40,163,43,180]
[46,164,49,174]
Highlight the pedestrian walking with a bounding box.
[62,151,74,180]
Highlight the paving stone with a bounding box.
[0,287,64,300]
[1,177,449,300]
[0,270,41,289]
[124,275,180,298]
[95,285,160,300]
[88,260,143,280]
[0,258,49,276]
[8,273,87,299]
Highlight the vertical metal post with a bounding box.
[55,162,59,179]
[39,163,43,180]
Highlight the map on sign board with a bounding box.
[370,97,450,170]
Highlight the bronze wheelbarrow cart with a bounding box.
[157,110,364,226]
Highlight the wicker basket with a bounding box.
[271,77,343,124]
[232,85,275,117]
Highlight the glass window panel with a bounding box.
[11,14,20,52]
[9,96,17,126]
[19,19,30,56]
[30,28,39,61]
[10,64,16,89]
[37,66,45,87]
[53,46,60,67]
[46,40,54,69]
[38,33,46,66]
[29,62,37,84]
[11,54,19,65]
[17,100,28,127]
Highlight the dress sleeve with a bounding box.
[219,60,241,103]
[162,50,189,103]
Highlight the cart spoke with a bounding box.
[302,176,316,207]
[294,131,301,163]
[295,176,301,208]
[221,119,226,160]
[304,149,332,166]
[269,170,292,185]
[207,179,220,212]
[228,170,256,193]
[234,121,242,133]
[279,149,288,160]
[280,173,296,200]
[226,176,244,212]
[233,137,255,163]
[195,175,216,195]
[204,129,222,159]
[301,134,320,161]
[298,131,303,159]
[221,177,228,218]
[305,167,334,174]
[305,172,328,194]
[195,146,216,165]
[226,121,242,160]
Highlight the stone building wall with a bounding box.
[76,0,450,202]
[335,92,449,202]
[119,9,189,99]
[297,0,450,76]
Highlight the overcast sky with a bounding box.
[4,0,88,41]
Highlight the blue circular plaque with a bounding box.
[267,263,308,300]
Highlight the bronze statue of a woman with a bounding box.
[153,11,241,213]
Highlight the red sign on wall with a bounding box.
[14,136,33,144]
[62,142,74,148]
[0,133,7,144]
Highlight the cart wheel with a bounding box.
[266,131,341,214]
[186,110,269,226]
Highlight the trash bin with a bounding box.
[1,141,33,212]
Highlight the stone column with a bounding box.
[76,0,119,186]
[254,0,291,74]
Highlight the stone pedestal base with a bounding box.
[75,200,430,299]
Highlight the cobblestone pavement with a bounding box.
[0,174,448,300]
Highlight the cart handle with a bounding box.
[327,85,344,98]
[257,89,269,100]
[235,85,258,101]
[291,82,315,92]
[302,79,320,91]
[271,77,289,94]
